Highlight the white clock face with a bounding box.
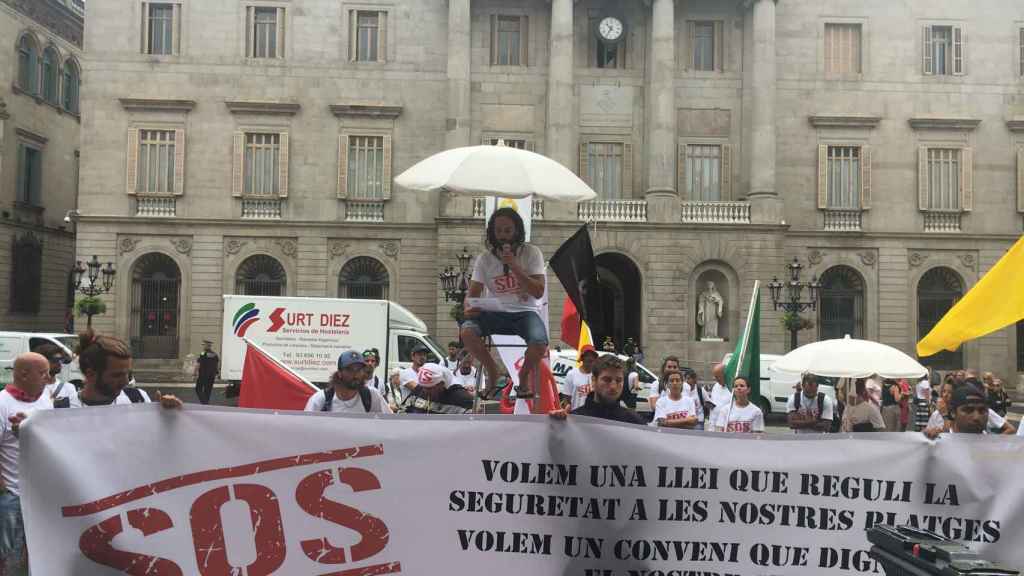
[598,17,623,42]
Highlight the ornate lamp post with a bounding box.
[73,255,116,328]
[439,247,474,321]
[767,257,821,351]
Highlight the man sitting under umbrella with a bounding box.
[461,207,547,400]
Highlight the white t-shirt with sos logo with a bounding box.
[471,243,545,313]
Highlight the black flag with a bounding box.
[549,224,599,327]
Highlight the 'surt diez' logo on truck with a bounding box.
[232,303,261,337]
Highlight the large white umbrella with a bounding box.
[773,335,928,379]
[394,143,597,201]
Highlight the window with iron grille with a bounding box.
[491,15,523,66]
[926,148,961,211]
[825,23,861,75]
[917,267,963,370]
[17,35,37,93]
[827,146,861,209]
[137,130,177,195]
[235,254,287,296]
[244,133,280,196]
[586,142,624,199]
[247,6,284,59]
[10,233,42,314]
[145,3,177,55]
[685,144,722,201]
[347,135,385,200]
[339,257,389,300]
[16,144,42,206]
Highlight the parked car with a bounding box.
[721,352,837,415]
[549,348,660,412]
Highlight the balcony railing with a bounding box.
[472,197,545,220]
[823,209,862,232]
[680,201,750,224]
[577,200,648,223]
[136,197,176,217]
[346,201,385,223]
[923,211,962,233]
[241,198,282,219]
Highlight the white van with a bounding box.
[0,332,84,387]
[549,349,660,412]
[721,352,837,415]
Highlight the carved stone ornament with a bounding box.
[328,241,349,257]
[908,252,929,268]
[858,251,877,267]
[3,0,84,47]
[224,239,248,256]
[170,238,193,255]
[118,237,140,255]
[807,249,825,266]
[275,239,298,258]
[958,253,977,270]
[380,241,400,259]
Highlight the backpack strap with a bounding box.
[793,391,801,410]
[123,387,145,404]
[359,386,372,413]
[322,387,335,412]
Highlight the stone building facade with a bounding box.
[0,0,83,332]
[78,0,1024,384]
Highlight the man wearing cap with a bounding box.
[563,345,598,411]
[305,351,392,414]
[398,344,431,406]
[403,363,473,415]
[193,339,220,405]
[924,385,990,437]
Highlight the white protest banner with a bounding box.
[20,405,1024,575]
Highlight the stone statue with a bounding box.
[697,281,724,340]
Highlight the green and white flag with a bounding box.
[724,280,761,398]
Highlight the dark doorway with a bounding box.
[818,265,865,340]
[235,254,287,296]
[588,253,641,353]
[917,267,963,370]
[130,253,180,359]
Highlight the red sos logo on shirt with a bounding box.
[492,273,521,295]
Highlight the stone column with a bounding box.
[645,0,679,223]
[748,0,781,224]
[546,0,574,169]
[445,0,471,150]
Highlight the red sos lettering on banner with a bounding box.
[66,444,401,575]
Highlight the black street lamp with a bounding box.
[439,247,474,306]
[73,255,116,328]
[767,257,821,351]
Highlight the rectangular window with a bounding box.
[244,133,280,196]
[685,144,722,201]
[825,23,861,75]
[926,148,961,210]
[146,3,175,55]
[490,15,527,66]
[357,11,380,62]
[487,138,527,149]
[693,22,715,71]
[932,26,951,75]
[16,144,42,206]
[136,130,176,195]
[826,146,861,209]
[248,6,283,58]
[923,25,963,76]
[587,142,624,200]
[1020,27,1024,77]
[347,135,385,199]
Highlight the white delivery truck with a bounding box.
[221,295,444,383]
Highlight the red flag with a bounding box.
[238,339,318,410]
[560,297,581,349]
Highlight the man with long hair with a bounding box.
[461,207,547,400]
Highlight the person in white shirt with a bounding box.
[926,386,989,437]
[398,345,430,406]
[652,371,698,429]
[647,356,680,410]
[711,377,765,433]
[305,351,392,414]
[682,370,707,430]
[841,379,886,432]
[786,373,835,433]
[33,343,79,408]
[442,342,461,370]
[706,362,734,426]
[564,346,598,411]
[450,356,482,396]
[72,332,178,407]
[361,349,386,396]
[0,353,53,573]
[461,208,548,402]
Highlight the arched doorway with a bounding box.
[917,267,963,370]
[339,256,390,299]
[590,253,641,352]
[235,254,287,296]
[130,253,181,359]
[818,265,865,340]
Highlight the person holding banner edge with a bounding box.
[461,208,548,401]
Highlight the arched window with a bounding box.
[17,34,38,93]
[62,58,80,114]
[917,267,963,370]
[41,46,59,104]
[339,257,389,300]
[818,265,865,340]
[235,255,287,296]
[130,253,181,359]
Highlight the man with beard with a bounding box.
[71,331,182,408]
[549,355,646,425]
[398,344,430,405]
[32,343,78,408]
[403,363,473,415]
[450,355,480,396]
[305,351,392,414]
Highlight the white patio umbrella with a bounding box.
[772,335,928,380]
[394,143,597,201]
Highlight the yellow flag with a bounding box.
[917,235,1024,357]
[576,321,594,367]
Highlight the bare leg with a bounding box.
[516,343,547,400]
[461,326,500,397]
